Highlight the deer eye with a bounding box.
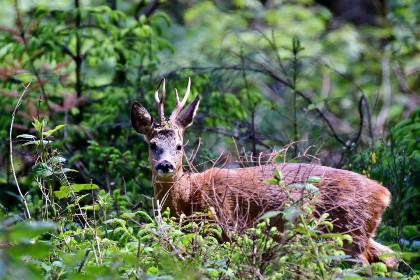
[176,144,182,151]
[149,143,157,150]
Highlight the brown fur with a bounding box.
[131,81,397,271]
[153,163,398,270]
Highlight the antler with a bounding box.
[169,77,191,122]
[154,78,166,125]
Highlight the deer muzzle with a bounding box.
[155,160,175,176]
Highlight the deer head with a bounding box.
[131,78,200,180]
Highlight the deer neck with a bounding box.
[152,169,192,216]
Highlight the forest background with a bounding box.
[0,0,419,279]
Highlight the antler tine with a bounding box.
[154,78,166,124]
[170,77,191,122]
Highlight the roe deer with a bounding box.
[131,78,398,270]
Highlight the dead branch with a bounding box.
[9,82,32,219]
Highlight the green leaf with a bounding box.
[320,254,352,261]
[49,156,66,164]
[379,251,419,261]
[121,211,154,223]
[319,233,353,242]
[81,205,100,211]
[287,183,319,194]
[286,183,304,188]
[306,176,322,183]
[147,266,158,275]
[259,210,282,220]
[274,168,283,181]
[16,134,36,139]
[22,140,52,146]
[150,12,171,27]
[32,163,53,178]
[43,124,66,137]
[8,242,53,258]
[32,118,43,133]
[283,206,300,221]
[61,168,78,173]
[54,184,99,199]
[308,104,317,110]
[9,221,57,242]
[75,193,90,204]
[262,179,278,184]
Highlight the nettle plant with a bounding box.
[15,118,98,220]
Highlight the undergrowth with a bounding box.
[1,118,418,279]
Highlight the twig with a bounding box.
[9,82,32,219]
[180,65,360,148]
[142,0,159,17]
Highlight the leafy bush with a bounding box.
[348,108,420,273]
[1,175,406,279]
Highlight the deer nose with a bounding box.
[155,160,174,174]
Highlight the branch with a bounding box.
[183,65,352,148]
[142,0,159,17]
[42,40,76,60]
[9,82,32,219]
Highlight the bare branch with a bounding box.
[9,82,32,219]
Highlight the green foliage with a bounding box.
[55,184,99,200]
[348,109,420,274]
[2,170,410,279]
[349,108,420,226]
[0,0,419,278]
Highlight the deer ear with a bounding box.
[176,95,200,129]
[131,101,153,135]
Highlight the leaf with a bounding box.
[274,168,282,181]
[43,124,66,137]
[306,176,322,183]
[121,211,154,223]
[22,140,52,146]
[75,193,90,204]
[54,184,99,199]
[287,183,319,194]
[81,205,100,211]
[32,163,53,178]
[286,183,304,188]
[49,156,66,164]
[319,233,353,242]
[8,242,53,258]
[9,221,57,242]
[308,104,317,110]
[262,179,278,184]
[16,134,36,139]
[150,12,171,27]
[52,261,64,268]
[32,118,43,133]
[283,206,300,221]
[259,210,282,220]
[320,254,352,261]
[147,266,158,275]
[379,251,419,261]
[61,168,78,173]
